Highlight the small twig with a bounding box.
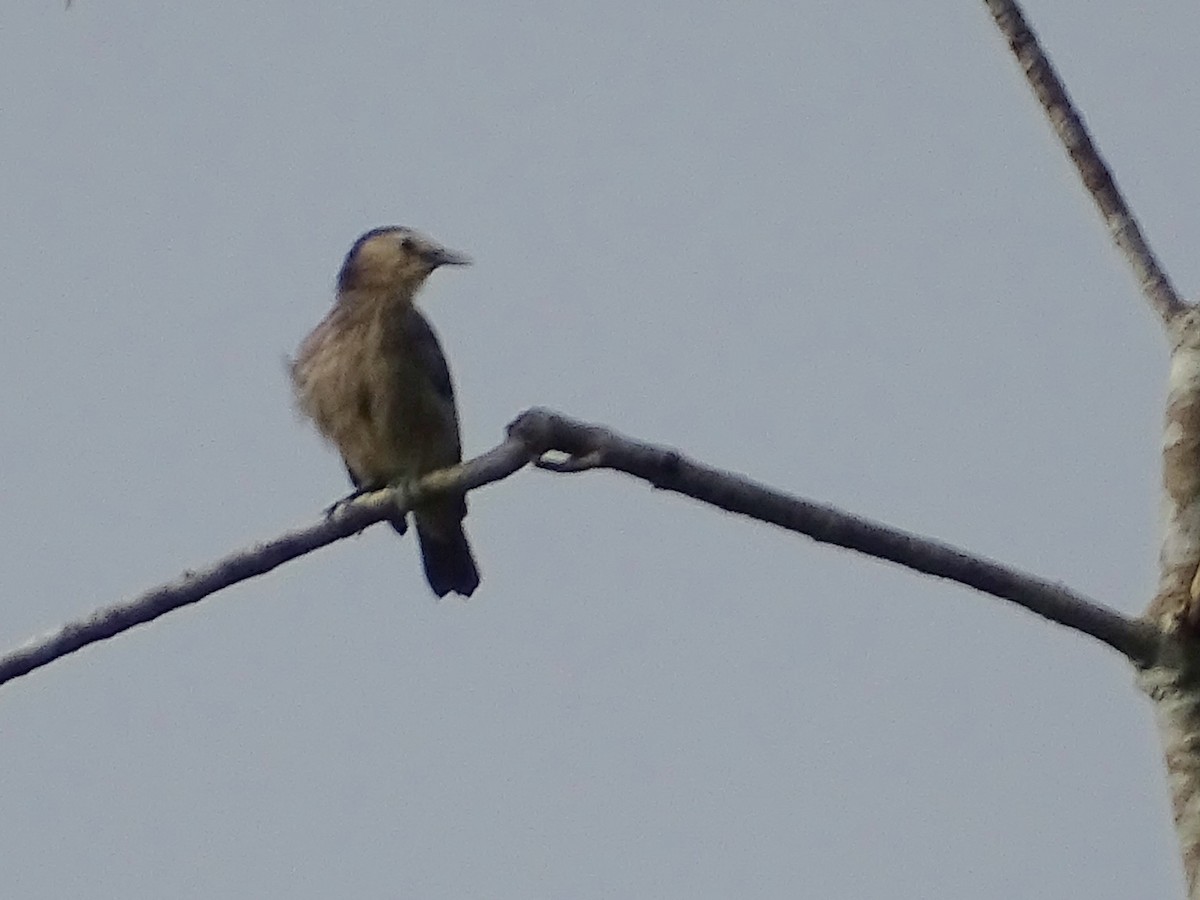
[983,0,1188,325]
[535,450,606,473]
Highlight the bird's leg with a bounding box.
[388,474,423,507]
[325,484,410,536]
[379,475,424,535]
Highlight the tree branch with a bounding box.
[983,0,1188,325]
[0,408,1158,688]
[0,436,536,688]
[515,409,1160,664]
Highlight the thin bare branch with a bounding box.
[510,409,1161,663]
[0,436,536,688]
[0,408,1159,687]
[984,0,1188,325]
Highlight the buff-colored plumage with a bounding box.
[291,227,480,598]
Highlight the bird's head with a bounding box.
[337,226,471,295]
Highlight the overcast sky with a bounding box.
[1,1,1195,897]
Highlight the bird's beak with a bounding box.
[425,246,472,268]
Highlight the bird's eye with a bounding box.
[400,237,416,252]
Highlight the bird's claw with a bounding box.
[324,486,371,520]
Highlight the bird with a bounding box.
[291,226,481,598]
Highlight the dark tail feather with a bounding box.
[416,523,480,598]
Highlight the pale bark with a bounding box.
[985,0,1200,893]
[1155,316,1200,626]
[1141,650,1200,893]
[1148,312,1200,898]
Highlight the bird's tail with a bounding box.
[416,521,480,598]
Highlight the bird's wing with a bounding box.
[404,307,468,523]
[405,308,455,404]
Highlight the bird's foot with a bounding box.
[383,476,422,535]
[324,486,371,520]
[388,475,423,506]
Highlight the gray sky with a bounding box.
[0,1,1192,896]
